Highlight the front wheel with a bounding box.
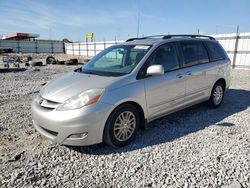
[104,104,139,147]
[208,82,225,108]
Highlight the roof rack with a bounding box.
[126,38,141,42]
[126,34,215,42]
[162,35,215,40]
[126,35,165,42]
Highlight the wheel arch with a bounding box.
[215,78,226,90]
[105,100,147,132]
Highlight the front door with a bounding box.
[143,43,186,120]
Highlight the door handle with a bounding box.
[176,74,183,78]
[186,71,192,76]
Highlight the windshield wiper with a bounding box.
[80,69,124,77]
[83,71,107,76]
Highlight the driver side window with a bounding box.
[94,48,125,68]
[146,43,180,72]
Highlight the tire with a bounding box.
[56,60,65,65]
[207,81,225,108]
[46,56,55,64]
[65,59,78,65]
[27,56,32,62]
[30,61,43,66]
[51,59,57,64]
[4,63,9,68]
[104,104,139,147]
[64,60,73,65]
[71,58,78,64]
[65,60,76,65]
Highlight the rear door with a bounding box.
[179,40,217,103]
[143,43,186,120]
[205,41,231,87]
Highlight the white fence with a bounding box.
[65,32,250,69]
[0,39,64,53]
[65,40,124,57]
[211,33,250,69]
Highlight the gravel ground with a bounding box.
[0,65,249,188]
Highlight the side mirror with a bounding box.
[146,65,164,76]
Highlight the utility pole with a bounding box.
[136,0,141,38]
[136,11,140,38]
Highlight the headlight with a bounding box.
[56,89,104,111]
[34,94,42,104]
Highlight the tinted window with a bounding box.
[180,41,209,66]
[206,42,226,61]
[146,43,179,72]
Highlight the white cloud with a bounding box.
[0,0,136,33]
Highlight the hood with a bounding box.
[40,71,121,103]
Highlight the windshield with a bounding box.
[80,45,151,76]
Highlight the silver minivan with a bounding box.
[31,35,231,147]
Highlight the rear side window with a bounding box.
[205,42,226,61]
[180,41,209,66]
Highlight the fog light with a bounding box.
[67,133,88,140]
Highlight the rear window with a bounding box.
[180,41,209,66]
[205,42,226,61]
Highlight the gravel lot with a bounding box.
[0,65,249,188]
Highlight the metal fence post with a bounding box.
[79,43,81,56]
[17,41,20,53]
[35,41,38,53]
[232,25,240,68]
[51,41,54,54]
[94,39,96,55]
[63,42,65,54]
[86,40,89,57]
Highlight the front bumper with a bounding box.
[31,99,114,146]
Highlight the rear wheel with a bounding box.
[46,56,55,64]
[30,61,43,66]
[208,81,225,108]
[104,104,139,147]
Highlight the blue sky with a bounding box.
[0,0,250,41]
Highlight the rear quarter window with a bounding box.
[180,41,209,67]
[205,41,227,61]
